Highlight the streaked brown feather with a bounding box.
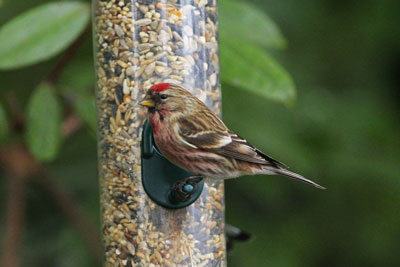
[178,111,227,136]
[178,111,287,169]
[181,131,230,149]
[218,132,287,168]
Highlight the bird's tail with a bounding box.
[272,168,326,190]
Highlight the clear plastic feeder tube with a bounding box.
[92,0,225,266]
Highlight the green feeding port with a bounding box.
[141,120,204,209]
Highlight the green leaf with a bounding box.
[219,0,287,49]
[0,2,90,70]
[57,50,94,93]
[220,34,296,105]
[26,84,62,161]
[74,92,97,132]
[0,103,9,141]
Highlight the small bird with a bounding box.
[140,83,325,192]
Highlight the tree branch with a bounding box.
[31,173,102,264]
[46,25,90,85]
[0,145,102,266]
[0,145,37,267]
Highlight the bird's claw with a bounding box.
[170,176,204,203]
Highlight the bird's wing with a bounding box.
[218,132,288,168]
[178,113,287,168]
[177,111,231,149]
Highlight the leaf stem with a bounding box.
[46,25,90,85]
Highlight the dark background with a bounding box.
[226,0,400,266]
[0,0,399,266]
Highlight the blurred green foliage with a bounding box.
[26,84,62,161]
[0,103,8,141]
[0,0,399,266]
[0,2,89,69]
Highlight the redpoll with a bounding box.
[140,83,325,190]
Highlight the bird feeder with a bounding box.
[92,0,225,265]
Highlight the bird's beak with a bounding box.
[139,99,155,108]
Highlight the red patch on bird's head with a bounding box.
[150,83,170,92]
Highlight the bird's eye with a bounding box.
[160,94,168,99]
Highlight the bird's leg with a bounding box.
[170,176,204,203]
